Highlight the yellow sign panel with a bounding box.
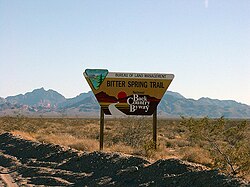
[83,69,174,115]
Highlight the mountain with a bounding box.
[6,88,66,108]
[1,88,250,118]
[165,91,185,99]
[159,93,250,118]
[58,91,94,108]
[0,97,6,104]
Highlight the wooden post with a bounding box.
[153,109,157,149]
[100,107,104,151]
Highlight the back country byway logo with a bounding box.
[127,94,150,113]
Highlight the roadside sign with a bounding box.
[83,69,174,116]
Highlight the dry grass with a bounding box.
[11,130,37,141]
[181,146,213,166]
[0,117,186,160]
[0,116,249,180]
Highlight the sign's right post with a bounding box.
[153,108,157,149]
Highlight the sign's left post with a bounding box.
[100,107,104,151]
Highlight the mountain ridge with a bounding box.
[0,88,249,118]
[6,88,66,107]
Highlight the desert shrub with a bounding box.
[105,117,161,158]
[181,116,250,177]
[165,141,173,148]
[116,117,152,148]
[176,139,190,147]
[181,146,213,166]
[106,143,134,155]
[143,140,158,158]
[69,139,99,152]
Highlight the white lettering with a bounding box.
[127,94,150,113]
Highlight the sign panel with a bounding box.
[83,69,174,115]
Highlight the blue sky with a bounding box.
[0,0,250,105]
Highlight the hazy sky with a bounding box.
[1,0,250,105]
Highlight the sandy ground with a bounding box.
[0,133,249,187]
